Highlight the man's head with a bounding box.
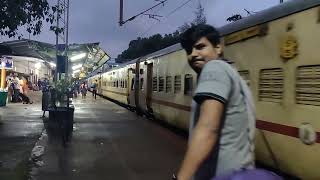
[180,24,222,73]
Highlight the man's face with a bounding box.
[187,37,222,73]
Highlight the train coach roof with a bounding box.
[218,0,320,36]
[104,60,135,72]
[139,43,183,61]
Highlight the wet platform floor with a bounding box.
[7,92,188,180]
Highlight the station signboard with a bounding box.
[0,56,13,69]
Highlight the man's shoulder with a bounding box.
[199,60,232,81]
[205,59,232,68]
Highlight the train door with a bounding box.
[146,63,153,112]
[127,66,136,107]
[138,62,147,112]
[134,61,141,113]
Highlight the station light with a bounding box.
[70,53,86,62]
[49,62,56,67]
[72,64,82,70]
[35,62,41,69]
[73,69,80,74]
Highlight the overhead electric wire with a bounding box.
[166,0,194,17]
[140,0,195,37]
[121,0,168,25]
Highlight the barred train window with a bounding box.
[152,77,157,92]
[131,78,134,90]
[166,76,172,93]
[174,75,181,93]
[259,68,284,103]
[184,74,193,95]
[296,65,320,106]
[238,70,250,86]
[140,78,144,90]
[159,77,164,92]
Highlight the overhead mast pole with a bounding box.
[119,0,124,26]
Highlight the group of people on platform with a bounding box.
[71,80,97,99]
[6,73,33,104]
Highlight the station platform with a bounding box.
[0,91,187,180]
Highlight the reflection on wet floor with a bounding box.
[1,92,187,180]
[31,94,186,180]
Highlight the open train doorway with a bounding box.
[146,63,153,113]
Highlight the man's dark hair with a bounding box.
[180,24,220,54]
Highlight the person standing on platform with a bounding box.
[6,75,13,102]
[12,74,21,102]
[37,79,42,91]
[20,77,32,104]
[80,82,87,99]
[91,80,98,99]
[175,24,256,180]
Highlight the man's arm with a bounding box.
[177,99,224,180]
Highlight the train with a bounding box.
[87,0,320,179]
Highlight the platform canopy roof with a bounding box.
[0,39,110,76]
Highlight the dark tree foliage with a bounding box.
[177,2,206,34]
[116,31,181,63]
[117,2,207,63]
[193,2,206,25]
[226,14,243,22]
[0,0,57,38]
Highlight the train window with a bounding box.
[113,81,116,87]
[116,80,119,88]
[174,75,181,93]
[259,68,284,103]
[140,78,144,90]
[159,77,164,92]
[238,70,250,86]
[296,65,320,106]
[166,76,172,93]
[184,74,193,95]
[140,69,144,74]
[152,77,157,92]
[125,80,127,88]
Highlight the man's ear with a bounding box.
[215,44,223,56]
